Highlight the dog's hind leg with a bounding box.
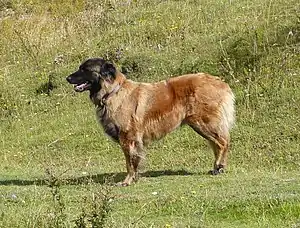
[186,117,230,175]
[207,136,229,175]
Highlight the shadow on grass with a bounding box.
[0,169,197,186]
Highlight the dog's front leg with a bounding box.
[119,134,142,186]
[122,148,138,186]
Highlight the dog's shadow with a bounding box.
[0,169,197,186]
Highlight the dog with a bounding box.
[66,58,235,186]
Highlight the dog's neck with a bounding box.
[101,83,121,103]
[91,71,126,107]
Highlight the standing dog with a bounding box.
[66,58,235,186]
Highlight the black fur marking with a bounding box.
[89,77,101,100]
[100,62,117,80]
[98,105,120,142]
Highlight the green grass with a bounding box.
[1,171,300,227]
[1,0,300,227]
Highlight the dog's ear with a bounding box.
[100,62,116,82]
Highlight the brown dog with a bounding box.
[66,58,235,186]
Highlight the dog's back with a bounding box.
[109,73,234,145]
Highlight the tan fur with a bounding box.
[95,71,235,186]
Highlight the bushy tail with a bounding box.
[221,90,235,132]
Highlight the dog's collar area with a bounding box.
[102,84,121,103]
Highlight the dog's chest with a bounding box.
[96,105,120,142]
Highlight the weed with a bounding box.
[0,92,18,119]
[45,169,67,228]
[36,73,57,95]
[73,178,115,228]
[219,30,264,81]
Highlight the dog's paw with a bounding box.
[208,168,225,175]
[116,181,130,187]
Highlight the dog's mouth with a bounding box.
[74,82,92,92]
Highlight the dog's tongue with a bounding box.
[74,82,89,92]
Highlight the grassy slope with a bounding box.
[1,0,300,227]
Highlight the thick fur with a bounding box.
[67,58,235,186]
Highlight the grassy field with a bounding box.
[1,0,300,227]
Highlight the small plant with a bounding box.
[36,73,57,96]
[219,31,263,81]
[120,54,153,79]
[0,91,19,119]
[44,170,115,228]
[45,169,67,228]
[73,178,115,228]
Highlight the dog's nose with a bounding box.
[66,76,72,83]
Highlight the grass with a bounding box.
[1,171,300,227]
[1,0,300,227]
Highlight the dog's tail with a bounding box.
[220,90,235,133]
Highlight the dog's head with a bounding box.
[66,58,117,93]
